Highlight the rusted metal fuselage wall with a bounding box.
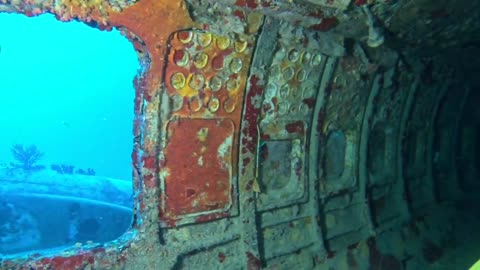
[0,0,473,269]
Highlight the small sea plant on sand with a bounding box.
[10,144,45,171]
[51,164,96,176]
[51,164,75,174]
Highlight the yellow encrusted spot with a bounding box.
[216,36,231,50]
[197,32,213,47]
[252,178,261,193]
[171,72,186,89]
[197,127,209,142]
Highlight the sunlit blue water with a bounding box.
[0,12,138,255]
[0,13,138,180]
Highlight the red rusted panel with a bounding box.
[160,29,255,226]
[163,118,234,218]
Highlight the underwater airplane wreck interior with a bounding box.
[1,0,480,269]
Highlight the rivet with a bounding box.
[289,105,297,114]
[302,52,311,65]
[226,78,239,91]
[170,94,184,111]
[229,58,243,73]
[173,49,189,67]
[291,87,301,98]
[189,74,205,90]
[188,96,203,112]
[209,76,222,92]
[177,31,194,44]
[312,54,322,66]
[171,72,186,90]
[234,39,248,53]
[288,48,300,62]
[223,98,236,113]
[265,82,277,99]
[216,36,231,50]
[208,98,220,112]
[296,68,308,82]
[197,32,213,47]
[300,104,309,115]
[279,84,290,97]
[283,66,295,81]
[277,102,289,115]
[193,52,209,69]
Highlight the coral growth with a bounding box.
[6,145,96,176]
[10,144,45,171]
[76,168,96,176]
[51,164,75,174]
[51,164,96,176]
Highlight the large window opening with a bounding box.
[0,13,138,255]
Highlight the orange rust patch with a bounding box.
[163,118,234,218]
[108,0,195,102]
[159,28,257,225]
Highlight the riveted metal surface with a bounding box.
[255,22,327,212]
[165,30,252,119]
[319,49,373,195]
[316,44,379,253]
[361,56,413,230]
[160,29,256,226]
[403,69,445,212]
[235,19,331,268]
[2,0,479,269]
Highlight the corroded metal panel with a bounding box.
[248,21,331,267]
[160,29,255,226]
[1,0,471,269]
[261,217,315,259]
[255,23,327,211]
[257,135,306,210]
[176,240,243,269]
[165,30,252,119]
[163,118,234,218]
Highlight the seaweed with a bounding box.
[51,164,75,174]
[75,168,86,175]
[52,164,96,176]
[75,168,96,176]
[10,144,44,171]
[7,145,98,177]
[87,168,96,176]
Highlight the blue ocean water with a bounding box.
[0,12,138,255]
[0,13,138,180]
